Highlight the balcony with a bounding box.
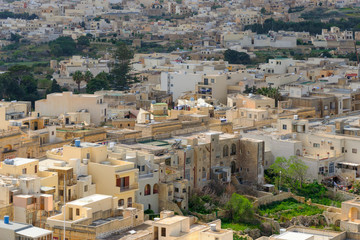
[139,173,154,179]
[120,183,139,192]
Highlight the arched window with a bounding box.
[127,197,132,207]
[118,199,124,206]
[223,145,229,157]
[153,184,159,194]
[231,143,236,155]
[144,184,151,196]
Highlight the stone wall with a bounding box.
[0,204,13,221]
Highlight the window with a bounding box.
[161,228,166,237]
[34,165,38,173]
[182,188,186,193]
[329,162,334,174]
[144,184,151,196]
[22,168,27,174]
[202,167,206,179]
[141,165,145,171]
[353,148,357,154]
[84,185,88,192]
[52,131,54,136]
[211,79,215,83]
[282,124,287,130]
[153,184,159,194]
[313,143,320,148]
[127,197,132,207]
[86,153,90,159]
[175,187,179,193]
[223,145,229,157]
[116,176,130,189]
[330,146,334,150]
[76,208,80,216]
[231,144,236,155]
[118,199,124,206]
[186,157,191,164]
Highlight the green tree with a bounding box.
[270,156,308,189]
[224,49,251,64]
[256,87,281,107]
[86,72,110,93]
[111,42,134,90]
[73,71,84,93]
[261,7,266,14]
[49,36,77,57]
[83,71,93,83]
[226,193,254,224]
[77,36,90,48]
[47,79,62,93]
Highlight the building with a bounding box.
[35,92,108,125]
[0,218,53,240]
[46,194,143,240]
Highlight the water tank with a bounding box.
[4,159,14,165]
[210,224,217,231]
[4,215,9,224]
[83,159,89,165]
[75,139,81,147]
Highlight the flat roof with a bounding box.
[68,194,111,206]
[0,220,29,232]
[16,226,52,238]
[154,216,188,225]
[275,232,313,240]
[4,158,37,166]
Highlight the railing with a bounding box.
[139,173,154,179]
[120,183,139,192]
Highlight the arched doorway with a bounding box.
[349,207,359,221]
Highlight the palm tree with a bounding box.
[84,70,93,83]
[73,70,84,93]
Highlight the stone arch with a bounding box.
[349,207,359,221]
[144,184,151,196]
[153,184,158,194]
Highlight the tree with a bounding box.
[260,7,266,14]
[49,36,78,57]
[83,71,93,83]
[256,87,281,107]
[10,33,22,43]
[270,156,308,189]
[111,42,134,90]
[225,193,254,224]
[86,72,110,93]
[73,71,84,93]
[48,79,62,93]
[224,49,251,64]
[77,36,90,48]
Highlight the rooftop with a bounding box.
[68,194,112,207]
[16,226,52,238]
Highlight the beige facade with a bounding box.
[35,92,108,125]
